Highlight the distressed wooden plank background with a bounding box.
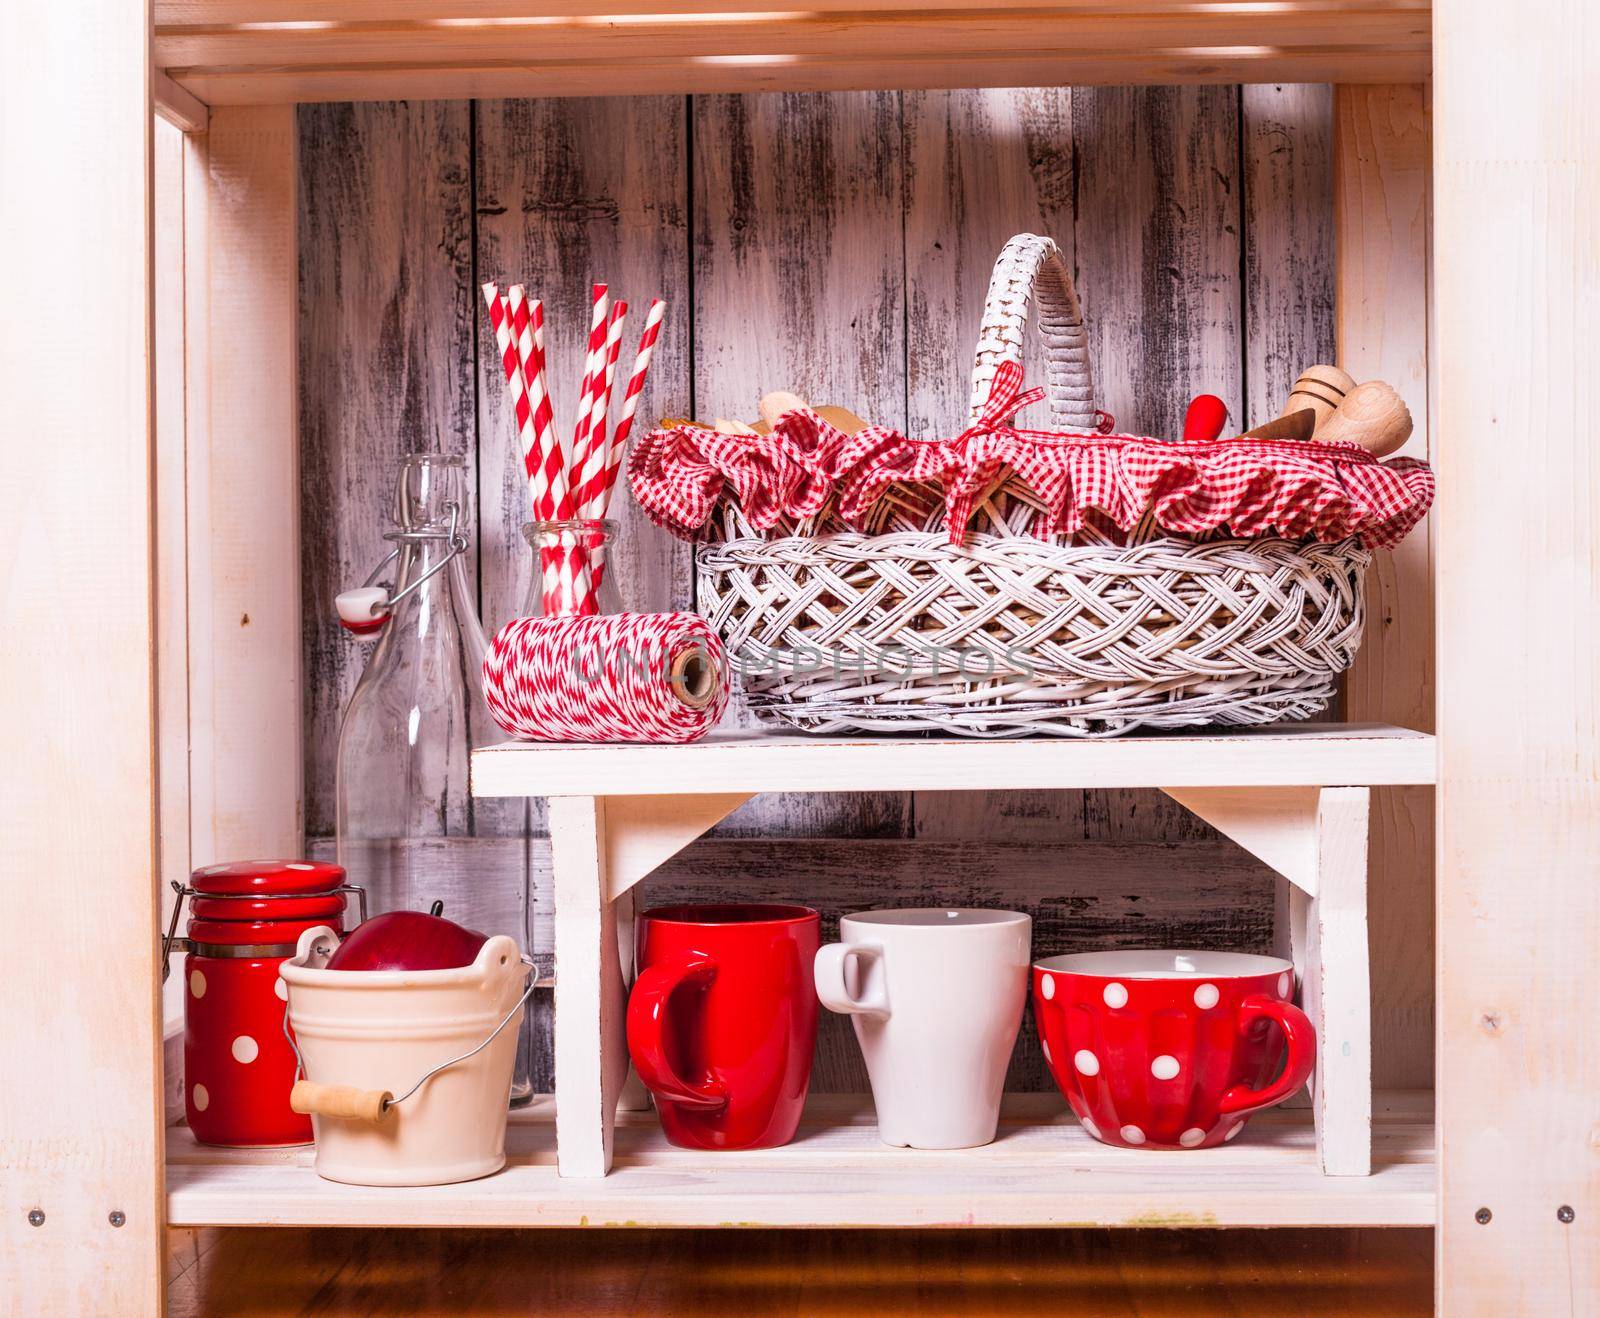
[298,87,1345,1093]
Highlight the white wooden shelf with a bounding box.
[471,722,1436,798]
[167,1092,1435,1229]
[153,2,1432,105]
[465,722,1424,1183]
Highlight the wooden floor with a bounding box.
[168,1226,1433,1315]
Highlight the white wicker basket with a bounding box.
[694,233,1372,738]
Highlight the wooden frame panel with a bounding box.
[152,3,1432,104]
[1434,0,1600,1307]
[181,105,303,864]
[0,2,163,1310]
[1335,83,1435,1093]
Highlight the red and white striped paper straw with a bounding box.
[508,286,566,520]
[573,300,628,516]
[558,285,611,613]
[483,283,543,505]
[570,284,610,481]
[591,297,667,512]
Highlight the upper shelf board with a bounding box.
[472,722,1437,798]
[154,2,1432,105]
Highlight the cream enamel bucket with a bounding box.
[280,925,531,1186]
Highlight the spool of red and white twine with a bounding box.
[484,613,728,743]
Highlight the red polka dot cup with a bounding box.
[1031,950,1315,1150]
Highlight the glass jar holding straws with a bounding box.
[523,517,624,618]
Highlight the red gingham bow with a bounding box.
[966,360,1047,436]
[920,361,1048,538]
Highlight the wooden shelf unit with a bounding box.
[9,0,1599,1311]
[166,1092,1436,1229]
[471,724,1431,1181]
[153,2,1433,103]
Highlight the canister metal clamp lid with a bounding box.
[160,880,368,981]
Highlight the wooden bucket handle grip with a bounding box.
[290,1080,393,1124]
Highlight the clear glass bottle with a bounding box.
[335,453,531,1104]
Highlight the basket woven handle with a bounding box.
[968,233,1096,429]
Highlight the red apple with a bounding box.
[326,900,489,972]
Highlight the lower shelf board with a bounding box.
[166,1091,1435,1230]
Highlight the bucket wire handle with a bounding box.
[281,956,535,1122]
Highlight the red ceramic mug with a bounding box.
[627,903,821,1150]
[1032,950,1315,1150]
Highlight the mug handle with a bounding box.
[1219,995,1317,1117]
[814,943,890,1016]
[625,957,728,1109]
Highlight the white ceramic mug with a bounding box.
[814,908,1031,1149]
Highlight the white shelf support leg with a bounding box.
[1165,783,1372,1174]
[1306,786,1372,1175]
[602,793,752,902]
[1160,786,1321,895]
[612,883,652,1113]
[548,792,750,1169]
[549,796,630,1178]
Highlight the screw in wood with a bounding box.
[108,1211,126,1228]
[1475,1207,1492,1224]
[1558,1205,1575,1224]
[27,1210,44,1227]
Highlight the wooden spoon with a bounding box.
[758,390,809,429]
[1315,381,1413,457]
[1280,364,1356,430]
[758,391,870,435]
[814,404,870,435]
[1242,409,1317,442]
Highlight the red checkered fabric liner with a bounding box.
[628,362,1434,549]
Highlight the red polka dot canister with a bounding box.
[163,860,364,1147]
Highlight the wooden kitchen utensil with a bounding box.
[1316,381,1414,457]
[1242,409,1318,442]
[759,390,808,430]
[814,404,869,435]
[1280,365,1356,430]
[757,392,869,436]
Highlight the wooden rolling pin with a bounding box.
[1316,381,1414,457]
[290,1080,393,1124]
[1280,365,1356,429]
